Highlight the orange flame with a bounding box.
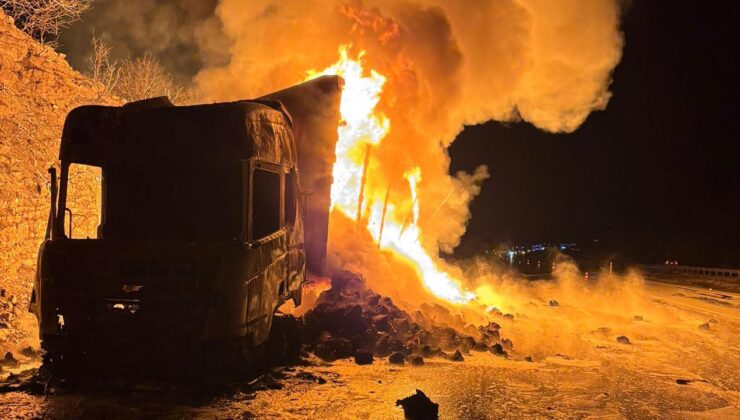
[307,46,474,304]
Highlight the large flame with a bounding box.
[307,46,474,304]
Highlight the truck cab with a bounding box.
[31,76,342,368]
[29,89,339,367]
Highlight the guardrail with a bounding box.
[640,264,740,279]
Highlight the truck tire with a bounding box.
[266,314,302,365]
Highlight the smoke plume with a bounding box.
[192,0,623,305]
[59,0,227,85]
[61,0,624,311]
[196,0,623,132]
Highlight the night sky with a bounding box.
[449,0,739,267]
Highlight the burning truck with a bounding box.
[29,76,343,370]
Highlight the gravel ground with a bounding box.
[0,280,737,419]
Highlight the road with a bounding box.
[0,278,738,419]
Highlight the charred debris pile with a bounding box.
[300,271,513,364]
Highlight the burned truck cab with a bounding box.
[29,82,342,361]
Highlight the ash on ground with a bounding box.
[301,271,513,364]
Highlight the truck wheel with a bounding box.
[266,314,302,366]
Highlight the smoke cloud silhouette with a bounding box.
[192,0,624,307]
[62,0,625,310]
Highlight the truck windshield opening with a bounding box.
[102,162,242,241]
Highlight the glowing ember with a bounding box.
[307,46,474,304]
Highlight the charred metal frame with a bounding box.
[31,77,342,366]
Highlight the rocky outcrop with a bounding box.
[0,12,116,344]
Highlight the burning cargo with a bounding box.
[303,271,514,364]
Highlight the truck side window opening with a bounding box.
[64,163,102,239]
[285,170,296,227]
[252,167,281,240]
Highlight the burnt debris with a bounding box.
[409,355,425,366]
[0,352,19,368]
[616,336,631,345]
[302,271,514,363]
[389,352,406,365]
[396,389,439,420]
[354,350,373,365]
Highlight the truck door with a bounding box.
[284,168,304,301]
[246,160,287,344]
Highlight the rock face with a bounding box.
[303,271,513,363]
[0,12,118,344]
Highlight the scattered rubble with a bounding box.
[409,356,424,366]
[422,346,440,358]
[592,327,612,337]
[19,347,40,359]
[302,271,514,365]
[501,338,514,352]
[396,389,439,420]
[354,350,373,365]
[490,343,507,357]
[472,342,488,352]
[295,371,327,385]
[389,352,405,365]
[0,352,19,368]
[0,368,41,393]
[616,336,631,345]
[313,333,353,361]
[447,350,464,362]
[675,378,707,385]
[251,374,284,390]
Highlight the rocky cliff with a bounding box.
[0,12,115,346]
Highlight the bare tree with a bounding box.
[2,0,92,44]
[87,35,119,99]
[85,39,194,104]
[115,54,187,103]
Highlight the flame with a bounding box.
[307,47,389,213]
[307,46,474,304]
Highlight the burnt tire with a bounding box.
[266,314,302,366]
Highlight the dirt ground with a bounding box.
[0,279,737,419]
